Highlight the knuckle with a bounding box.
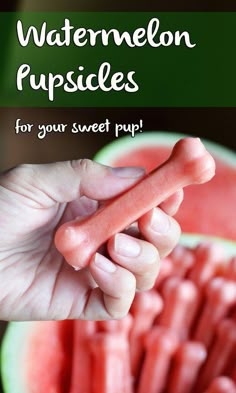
[124,272,136,292]
[114,273,136,296]
[108,309,128,320]
[107,275,136,319]
[0,163,36,186]
[71,158,93,173]
[148,243,160,260]
[135,243,159,274]
[140,280,156,291]
[136,271,158,291]
[155,219,181,258]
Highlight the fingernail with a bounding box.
[115,233,141,257]
[151,209,170,234]
[112,166,145,178]
[93,253,116,273]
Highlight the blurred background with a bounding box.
[0,3,235,390]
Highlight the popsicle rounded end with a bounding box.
[171,137,216,185]
[54,224,90,269]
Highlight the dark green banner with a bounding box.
[0,12,235,107]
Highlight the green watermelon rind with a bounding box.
[94,131,236,168]
[1,234,236,393]
[1,321,37,393]
[180,233,236,254]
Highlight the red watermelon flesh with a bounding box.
[25,321,73,393]
[112,146,236,241]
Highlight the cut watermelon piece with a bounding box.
[95,132,236,241]
[1,234,236,393]
[1,320,73,393]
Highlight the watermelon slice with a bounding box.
[95,132,236,241]
[1,234,236,393]
[1,320,73,393]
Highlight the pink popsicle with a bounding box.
[169,244,195,278]
[197,319,236,391]
[55,137,215,269]
[90,332,133,393]
[138,327,178,393]
[97,315,134,393]
[193,278,236,348]
[167,341,207,393]
[159,277,198,340]
[188,242,225,288]
[69,320,96,393]
[129,290,163,377]
[204,377,236,393]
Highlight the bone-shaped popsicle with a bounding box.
[55,137,215,269]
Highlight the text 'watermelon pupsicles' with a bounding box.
[55,137,216,269]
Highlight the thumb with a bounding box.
[71,159,145,200]
[1,160,145,206]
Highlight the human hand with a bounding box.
[0,159,181,321]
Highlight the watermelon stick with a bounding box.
[137,327,178,393]
[203,377,236,393]
[167,341,207,393]
[188,242,225,288]
[169,245,194,279]
[158,277,198,341]
[54,137,215,269]
[193,278,236,348]
[69,320,96,393]
[197,319,236,392]
[187,243,226,335]
[90,332,133,393]
[96,315,134,392]
[129,290,163,377]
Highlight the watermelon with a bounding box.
[1,234,236,393]
[1,320,74,393]
[95,132,236,241]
